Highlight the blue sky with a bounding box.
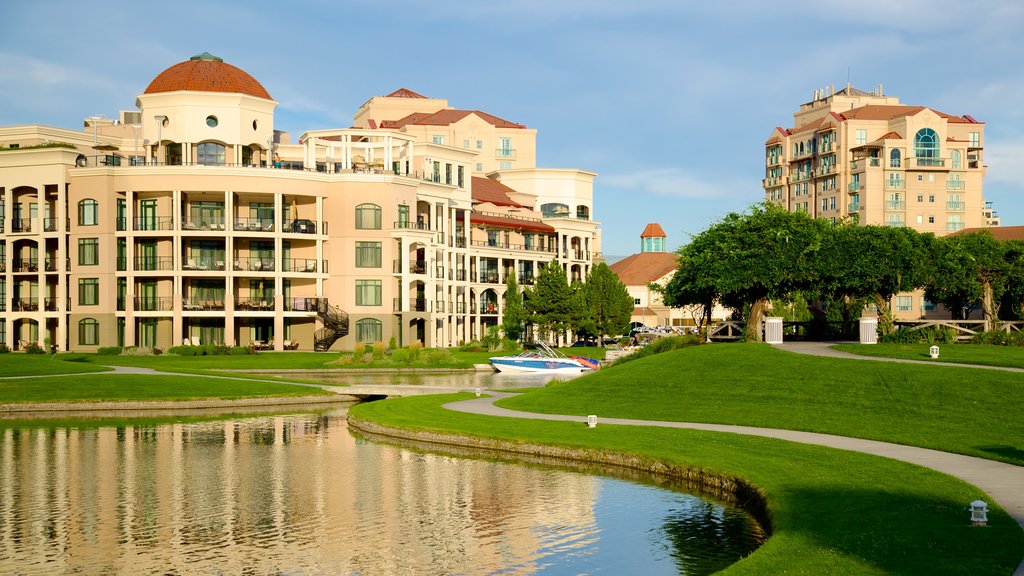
[2,1,1022,260]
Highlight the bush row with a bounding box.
[610,334,703,366]
[971,330,1024,347]
[166,345,253,356]
[878,326,959,345]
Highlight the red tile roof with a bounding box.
[838,104,973,123]
[462,212,554,233]
[641,223,666,238]
[385,88,428,98]
[765,127,790,145]
[381,109,526,129]
[608,252,678,285]
[951,226,1024,241]
[144,54,271,100]
[472,177,522,207]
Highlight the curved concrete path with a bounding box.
[775,341,1024,372]
[446,387,1024,574]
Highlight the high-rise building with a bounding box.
[0,53,600,351]
[764,84,991,234]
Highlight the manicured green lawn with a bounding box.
[83,351,344,372]
[833,342,1024,369]
[0,354,113,377]
[0,374,332,403]
[499,343,1024,466]
[350,394,1023,575]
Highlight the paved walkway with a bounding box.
[444,345,1024,575]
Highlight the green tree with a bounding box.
[926,231,1017,328]
[581,262,634,346]
[663,203,827,341]
[525,261,575,343]
[501,274,526,341]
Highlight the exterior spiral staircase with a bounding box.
[313,300,349,351]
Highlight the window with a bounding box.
[463,140,469,148]
[634,298,641,305]
[969,132,980,147]
[923,298,936,312]
[197,142,226,166]
[889,149,901,168]
[929,195,935,203]
[541,203,569,218]
[856,129,867,145]
[190,201,224,227]
[431,135,445,145]
[355,280,382,306]
[356,318,383,343]
[829,197,836,210]
[445,163,452,185]
[476,140,483,149]
[78,199,98,226]
[79,318,99,346]
[917,195,924,203]
[457,165,464,188]
[576,205,590,220]
[79,238,98,265]
[499,161,511,171]
[914,128,939,164]
[206,115,218,128]
[355,204,382,230]
[79,278,99,306]
[951,149,961,169]
[498,137,512,157]
[355,241,381,268]
[928,215,935,223]
[475,163,483,172]
[895,296,912,312]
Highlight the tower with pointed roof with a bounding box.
[640,223,666,253]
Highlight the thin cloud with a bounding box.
[982,138,1024,189]
[602,168,746,199]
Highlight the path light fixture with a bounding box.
[587,415,597,428]
[970,500,988,526]
[929,345,939,359]
[474,387,481,397]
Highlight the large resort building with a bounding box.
[764,84,996,319]
[0,53,600,352]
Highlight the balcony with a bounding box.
[282,219,318,234]
[914,157,946,168]
[478,272,500,284]
[393,298,429,312]
[394,221,431,231]
[496,148,516,159]
[234,298,275,311]
[885,179,905,190]
[133,297,174,312]
[10,219,32,233]
[850,158,880,171]
[435,265,445,279]
[518,274,535,286]
[134,257,175,271]
[282,258,318,273]
[847,182,860,193]
[182,298,225,311]
[947,180,965,191]
[116,217,127,231]
[284,297,321,312]
[12,259,38,273]
[11,298,39,312]
[453,269,467,281]
[847,202,860,213]
[232,217,275,232]
[480,303,499,315]
[946,222,966,232]
[234,257,275,272]
[393,260,427,274]
[133,217,174,231]
[946,201,966,211]
[886,201,906,211]
[43,218,64,232]
[43,298,65,312]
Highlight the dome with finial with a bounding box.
[143,53,272,100]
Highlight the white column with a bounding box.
[124,190,136,346]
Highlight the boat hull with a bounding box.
[489,357,588,374]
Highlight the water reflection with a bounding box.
[0,412,760,574]
[268,369,576,390]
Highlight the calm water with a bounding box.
[0,409,763,575]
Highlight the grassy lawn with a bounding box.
[0,374,332,403]
[350,394,1023,575]
[0,354,113,377]
[83,351,344,372]
[498,343,1024,466]
[833,342,1024,369]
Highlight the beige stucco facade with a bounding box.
[764,84,993,320]
[0,55,600,352]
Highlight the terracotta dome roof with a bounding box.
[143,53,272,100]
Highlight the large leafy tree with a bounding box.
[663,203,827,341]
[580,262,634,345]
[525,261,575,343]
[501,274,527,341]
[926,231,1019,328]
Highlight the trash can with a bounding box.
[764,317,784,344]
[859,317,878,344]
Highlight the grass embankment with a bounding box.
[500,343,1024,466]
[350,394,1023,575]
[0,354,113,377]
[834,342,1024,370]
[0,374,331,404]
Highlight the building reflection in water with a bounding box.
[0,412,759,574]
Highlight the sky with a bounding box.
[2,0,1023,260]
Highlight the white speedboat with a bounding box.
[490,342,594,374]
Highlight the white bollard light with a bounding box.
[587,415,597,428]
[929,345,939,359]
[474,387,481,397]
[970,500,988,526]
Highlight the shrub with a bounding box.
[0,344,9,354]
[372,341,386,360]
[880,326,959,345]
[229,346,252,355]
[611,334,702,366]
[391,348,411,363]
[972,330,1024,347]
[408,341,423,362]
[388,336,398,350]
[423,349,460,366]
[24,342,46,354]
[97,346,124,356]
[121,346,160,356]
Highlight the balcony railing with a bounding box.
[116,217,127,231]
[947,180,965,190]
[946,222,966,232]
[394,221,431,231]
[453,269,467,281]
[480,303,499,315]
[234,257,276,272]
[12,260,38,273]
[282,219,318,234]
[393,260,427,274]
[946,201,966,211]
[232,217,275,232]
[234,298,275,311]
[284,297,321,312]
[886,201,906,211]
[11,298,39,312]
[495,148,516,159]
[43,218,62,232]
[478,272,500,284]
[518,274,535,286]
[43,298,66,312]
[11,219,32,233]
[133,297,174,312]
[885,179,905,190]
[914,157,945,168]
[182,258,226,271]
[282,258,318,273]
[117,257,127,271]
[182,299,225,311]
[436,265,445,279]
[133,216,174,231]
[847,182,860,193]
[182,220,226,231]
[847,203,860,213]
[393,298,429,312]
[134,257,175,271]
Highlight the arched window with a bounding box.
[576,205,590,220]
[355,318,382,343]
[355,203,382,229]
[541,203,569,218]
[889,149,901,168]
[914,128,940,165]
[197,142,226,166]
[951,149,961,169]
[78,318,99,346]
[78,199,98,226]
